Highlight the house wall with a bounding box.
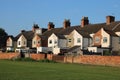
[66,31,74,48]
[93,28,110,48]
[116,32,120,50]
[112,37,120,51]
[32,35,41,48]
[93,29,102,46]
[48,34,58,48]
[58,39,67,48]
[6,37,13,47]
[83,38,89,49]
[74,30,83,49]
[101,28,110,47]
[17,35,27,48]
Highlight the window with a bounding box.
[68,39,71,42]
[103,37,107,43]
[54,40,57,44]
[77,38,81,43]
[38,41,40,44]
[49,40,52,44]
[34,41,36,44]
[95,37,100,43]
[18,41,20,45]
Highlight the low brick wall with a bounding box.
[30,54,45,60]
[64,55,120,66]
[52,55,64,62]
[47,54,53,60]
[1,53,120,66]
[0,53,19,59]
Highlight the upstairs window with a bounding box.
[68,39,71,42]
[77,38,81,43]
[33,41,36,45]
[18,41,21,45]
[49,40,52,44]
[95,37,100,43]
[103,37,107,43]
[54,40,57,44]
[38,41,40,44]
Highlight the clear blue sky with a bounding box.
[0,0,120,36]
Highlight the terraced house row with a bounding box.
[6,16,120,55]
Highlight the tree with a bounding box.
[0,28,8,49]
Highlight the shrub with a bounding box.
[103,50,111,56]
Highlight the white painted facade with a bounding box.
[17,35,27,48]
[48,33,67,54]
[73,30,90,49]
[48,33,67,48]
[73,30,83,48]
[7,37,13,47]
[48,33,58,48]
[101,28,110,47]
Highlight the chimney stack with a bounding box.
[81,17,89,27]
[63,19,71,29]
[106,16,115,25]
[21,30,26,33]
[48,22,55,30]
[32,24,39,32]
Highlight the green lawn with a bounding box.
[0,60,120,80]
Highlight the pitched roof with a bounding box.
[75,29,91,38]
[54,33,66,39]
[42,28,63,38]
[15,31,34,41]
[79,23,106,34]
[7,35,15,40]
[104,29,118,37]
[104,21,120,31]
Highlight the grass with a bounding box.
[0,60,120,80]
